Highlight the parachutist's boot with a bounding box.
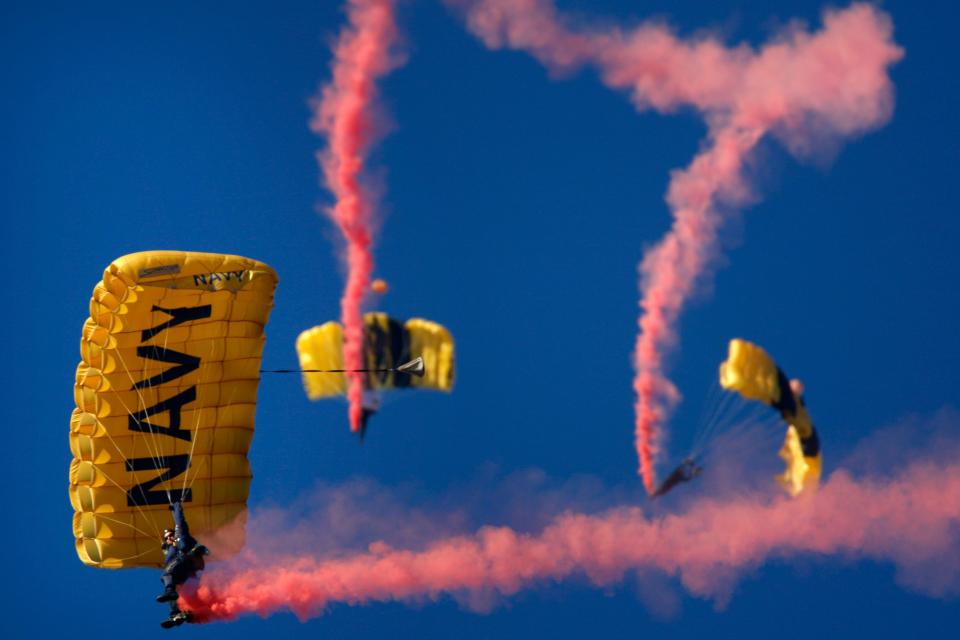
[160,608,191,629]
[156,589,178,603]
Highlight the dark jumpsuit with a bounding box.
[160,502,200,613]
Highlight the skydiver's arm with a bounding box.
[171,501,194,548]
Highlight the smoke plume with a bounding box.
[181,427,960,622]
[447,0,903,492]
[310,0,404,432]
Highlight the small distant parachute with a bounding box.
[719,338,822,496]
[371,278,389,295]
[296,313,454,437]
[70,251,278,568]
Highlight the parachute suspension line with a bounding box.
[137,302,177,510]
[720,400,782,445]
[260,356,426,376]
[699,419,783,475]
[693,397,753,459]
[183,333,235,498]
[698,383,739,439]
[158,305,176,506]
[689,379,728,456]
[115,308,171,507]
[701,412,775,459]
[109,289,186,526]
[729,403,782,440]
[75,460,161,535]
[689,386,743,459]
[693,402,784,463]
[180,337,217,500]
[103,346,165,536]
[180,391,205,498]
[97,546,158,565]
[694,379,724,439]
[145,294,180,507]
[700,393,753,451]
[689,391,772,462]
[93,512,162,541]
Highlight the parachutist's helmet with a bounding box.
[162,528,175,541]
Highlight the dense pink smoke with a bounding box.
[448,0,903,492]
[181,455,960,622]
[310,0,404,432]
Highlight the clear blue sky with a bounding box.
[4,0,958,637]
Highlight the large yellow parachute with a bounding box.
[296,312,454,400]
[719,338,822,496]
[70,251,278,568]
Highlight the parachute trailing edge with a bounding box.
[719,338,822,496]
[70,251,278,568]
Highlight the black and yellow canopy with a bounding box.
[296,312,454,400]
[719,338,822,496]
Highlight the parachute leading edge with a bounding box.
[719,338,822,496]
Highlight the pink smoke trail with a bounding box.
[181,458,960,622]
[311,0,404,432]
[449,1,903,492]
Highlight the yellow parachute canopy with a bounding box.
[778,425,823,496]
[296,312,454,400]
[719,338,821,496]
[70,251,278,568]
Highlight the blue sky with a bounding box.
[4,0,958,637]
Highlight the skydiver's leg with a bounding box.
[157,573,178,602]
[160,578,184,627]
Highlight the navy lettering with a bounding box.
[128,387,195,442]
[126,455,193,506]
[132,346,200,389]
[127,303,212,506]
[141,304,212,342]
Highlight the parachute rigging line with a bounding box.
[261,356,425,377]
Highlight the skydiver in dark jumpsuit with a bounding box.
[650,457,703,498]
[156,501,208,628]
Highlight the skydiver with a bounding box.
[156,501,209,628]
[651,457,703,498]
[358,389,380,442]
